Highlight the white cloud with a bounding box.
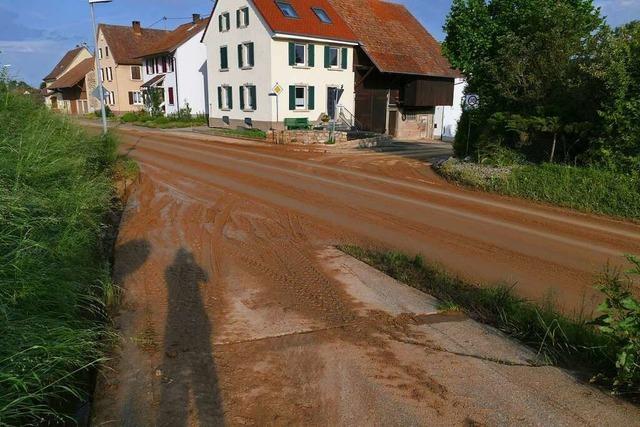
[0,40,62,53]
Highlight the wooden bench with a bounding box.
[284,118,311,130]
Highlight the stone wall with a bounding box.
[266,130,348,145]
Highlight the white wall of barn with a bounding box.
[434,78,467,141]
[175,29,208,115]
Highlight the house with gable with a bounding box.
[201,0,358,130]
[328,0,461,139]
[42,45,94,113]
[96,21,168,114]
[137,14,210,116]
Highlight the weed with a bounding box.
[0,80,118,423]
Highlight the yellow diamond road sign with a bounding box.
[272,84,283,95]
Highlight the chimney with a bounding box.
[132,21,142,35]
[192,14,201,24]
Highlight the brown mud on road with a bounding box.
[91,133,640,426]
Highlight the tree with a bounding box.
[443,0,605,163]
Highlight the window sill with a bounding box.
[241,66,254,70]
[242,108,255,112]
[293,65,311,69]
[219,68,229,72]
[294,109,310,112]
[220,108,231,111]
[326,67,345,72]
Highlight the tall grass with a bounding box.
[0,81,118,423]
[436,160,640,220]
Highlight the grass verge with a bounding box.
[206,127,267,140]
[339,245,639,396]
[0,81,121,423]
[435,159,640,221]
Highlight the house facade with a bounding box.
[328,0,460,140]
[202,0,358,130]
[96,22,168,114]
[138,15,209,115]
[47,58,97,115]
[43,46,94,113]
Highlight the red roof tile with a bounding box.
[137,18,209,58]
[328,0,459,78]
[202,0,357,43]
[99,24,169,65]
[48,58,94,89]
[43,46,89,81]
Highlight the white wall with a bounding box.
[204,0,274,124]
[434,78,467,141]
[269,38,355,124]
[203,0,356,128]
[175,29,208,115]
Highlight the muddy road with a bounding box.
[91,127,640,426]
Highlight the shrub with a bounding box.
[94,105,113,117]
[121,112,139,123]
[594,256,640,390]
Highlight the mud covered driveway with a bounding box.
[91,128,640,426]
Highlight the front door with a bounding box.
[327,87,338,119]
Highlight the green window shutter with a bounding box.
[308,86,315,110]
[236,10,241,28]
[288,42,295,66]
[324,46,330,68]
[217,87,222,109]
[227,87,233,110]
[308,44,315,67]
[225,14,230,30]
[239,86,245,110]
[341,48,348,69]
[289,85,296,110]
[218,15,223,32]
[244,8,250,26]
[250,86,257,110]
[248,43,255,67]
[238,44,244,68]
[220,46,228,69]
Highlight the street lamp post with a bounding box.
[89,0,112,135]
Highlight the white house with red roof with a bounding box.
[202,0,358,130]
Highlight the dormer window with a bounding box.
[276,2,298,18]
[312,8,332,24]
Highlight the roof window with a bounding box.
[312,7,332,24]
[276,2,299,18]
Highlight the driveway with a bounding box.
[91,127,640,426]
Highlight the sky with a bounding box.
[0,0,638,87]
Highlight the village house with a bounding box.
[137,15,210,116]
[42,45,95,114]
[201,0,358,131]
[96,22,168,114]
[327,0,460,140]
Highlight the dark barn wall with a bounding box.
[353,48,455,135]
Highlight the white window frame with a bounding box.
[238,7,249,28]
[105,67,113,82]
[328,47,340,69]
[98,48,103,59]
[294,43,306,67]
[100,68,105,82]
[221,85,232,110]
[242,84,255,111]
[221,12,231,32]
[132,91,143,105]
[294,85,307,110]
[240,42,254,69]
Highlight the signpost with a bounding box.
[463,94,480,156]
[89,0,112,135]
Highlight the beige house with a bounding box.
[97,21,168,114]
[43,45,94,113]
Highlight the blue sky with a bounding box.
[0,0,638,87]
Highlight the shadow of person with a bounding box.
[157,248,224,426]
[113,239,152,285]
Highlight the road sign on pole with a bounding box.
[464,94,480,110]
[91,85,109,100]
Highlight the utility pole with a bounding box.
[89,0,112,135]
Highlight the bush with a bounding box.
[594,256,640,390]
[0,81,117,423]
[94,105,113,117]
[121,112,139,123]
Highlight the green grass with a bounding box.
[436,160,640,220]
[208,127,267,140]
[120,111,207,129]
[339,245,628,387]
[0,81,119,423]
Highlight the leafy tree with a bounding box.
[444,0,605,163]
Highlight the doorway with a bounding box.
[327,87,338,119]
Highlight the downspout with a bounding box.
[173,54,180,113]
